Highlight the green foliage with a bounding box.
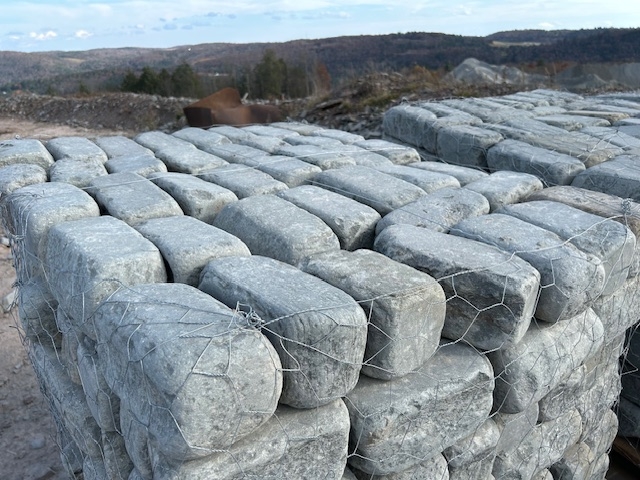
[120,63,202,97]
[252,49,286,99]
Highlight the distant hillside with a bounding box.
[1,28,639,95]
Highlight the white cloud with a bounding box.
[29,31,57,41]
[75,30,93,39]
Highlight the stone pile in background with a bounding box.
[0,88,638,479]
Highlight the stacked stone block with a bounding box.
[0,88,638,479]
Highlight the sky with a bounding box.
[1,0,637,53]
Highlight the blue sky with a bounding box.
[1,1,637,52]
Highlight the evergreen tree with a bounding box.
[252,49,286,99]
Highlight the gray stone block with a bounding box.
[406,161,489,186]
[45,215,167,330]
[237,132,289,153]
[104,154,168,177]
[274,144,357,170]
[441,98,533,123]
[577,362,621,441]
[382,105,438,150]
[375,224,539,351]
[135,215,251,286]
[436,124,503,168]
[312,128,365,144]
[151,399,350,480]
[491,408,582,480]
[213,194,340,265]
[300,249,446,379]
[354,139,421,165]
[248,155,322,187]
[464,170,543,211]
[582,125,640,150]
[271,121,324,135]
[489,308,604,414]
[338,144,394,168]
[0,138,55,170]
[311,165,427,215]
[0,163,48,196]
[343,466,358,480]
[46,136,108,163]
[373,163,460,193]
[202,143,270,164]
[531,470,553,480]
[537,365,586,422]
[242,124,300,138]
[92,135,154,158]
[284,133,344,148]
[57,307,83,384]
[443,418,500,468]
[493,402,539,455]
[209,125,254,142]
[154,145,227,174]
[351,453,449,479]
[198,255,368,408]
[549,442,596,480]
[172,126,232,151]
[134,131,195,151]
[277,185,381,251]
[451,213,606,322]
[83,456,108,480]
[148,171,238,224]
[2,182,100,279]
[88,171,184,225]
[588,454,609,480]
[582,408,617,458]
[375,187,490,235]
[499,200,636,296]
[49,157,108,188]
[571,154,640,201]
[17,277,60,348]
[536,114,611,130]
[94,283,283,460]
[119,404,153,479]
[102,430,133,480]
[198,163,288,198]
[345,341,494,475]
[486,139,586,186]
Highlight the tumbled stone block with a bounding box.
[493,402,539,455]
[354,139,421,165]
[45,215,167,329]
[345,341,494,475]
[548,442,595,480]
[101,430,133,480]
[149,172,238,224]
[583,408,618,458]
[300,249,445,379]
[172,126,232,151]
[373,163,460,193]
[489,308,604,414]
[248,155,322,187]
[49,157,108,188]
[464,170,543,211]
[135,215,251,286]
[17,277,60,348]
[351,453,449,479]
[452,213,606,322]
[93,283,283,461]
[213,194,340,265]
[443,418,500,469]
[135,130,194,152]
[104,154,167,177]
[151,399,350,480]
[486,139,586,186]
[537,364,586,422]
[277,185,381,251]
[406,161,488,186]
[88,171,183,225]
[198,163,288,198]
[46,136,108,163]
[375,187,490,235]
[154,145,228,174]
[202,143,269,164]
[436,124,503,168]
[198,255,368,408]
[274,143,356,170]
[499,200,636,296]
[0,163,48,196]
[311,165,427,215]
[375,224,539,351]
[0,138,54,170]
[571,154,640,201]
[93,135,154,159]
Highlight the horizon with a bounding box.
[2,1,638,54]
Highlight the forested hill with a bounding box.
[1,27,638,95]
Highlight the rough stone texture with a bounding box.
[487,139,586,187]
[135,215,251,286]
[46,136,108,164]
[0,138,55,170]
[499,200,636,296]
[49,157,108,188]
[351,453,449,479]
[277,185,381,251]
[581,125,640,150]
[134,130,195,151]
[354,139,421,165]
[537,365,586,422]
[198,255,368,408]
[274,143,357,170]
[407,160,488,185]
[375,224,540,351]
[451,213,606,322]
[493,402,539,455]
[148,172,238,224]
[101,430,133,480]
[171,126,232,151]
[104,153,167,177]
[436,124,503,168]
[153,145,228,174]
[375,186,490,235]
[311,165,427,215]
[92,135,154,159]
[202,143,270,165]
[338,144,395,168]
[548,442,596,480]
[571,154,640,201]
[16,277,59,347]
[246,154,323,187]
[492,408,582,480]
[463,170,544,211]
[198,163,288,198]
[582,408,618,458]
[93,283,283,460]
[2,181,101,279]
[88,171,184,225]
[489,308,604,414]
[0,163,48,195]
[373,163,460,193]
[44,215,167,330]
[213,194,340,266]
[345,341,494,475]
[443,418,500,468]
[300,249,446,379]
[151,399,350,480]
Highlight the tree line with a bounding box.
[120,49,332,100]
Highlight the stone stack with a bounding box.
[0,89,638,480]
